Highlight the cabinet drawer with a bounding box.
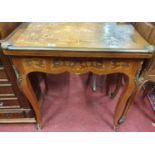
[0,83,15,96]
[0,67,9,82]
[0,109,35,119]
[0,98,20,109]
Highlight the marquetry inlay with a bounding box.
[21,57,137,75]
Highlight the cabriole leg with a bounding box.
[20,74,42,128]
[114,76,136,131]
[119,82,144,123]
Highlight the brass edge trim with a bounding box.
[3,44,153,53]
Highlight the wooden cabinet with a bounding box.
[0,99,20,108]
[0,55,36,123]
[0,23,36,123]
[0,67,9,81]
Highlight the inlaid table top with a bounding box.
[1,22,154,53]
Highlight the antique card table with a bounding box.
[1,22,154,131]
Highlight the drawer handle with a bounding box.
[0,102,4,106]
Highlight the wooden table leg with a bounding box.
[20,74,41,129]
[114,75,136,131]
[92,74,97,92]
[118,81,144,125]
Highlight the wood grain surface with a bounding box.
[8,22,149,50]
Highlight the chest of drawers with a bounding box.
[0,53,36,122]
[0,23,36,123]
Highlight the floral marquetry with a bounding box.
[20,57,140,76]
